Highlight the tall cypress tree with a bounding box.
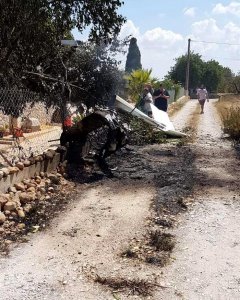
[125,37,142,73]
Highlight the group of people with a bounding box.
[139,83,209,117]
[139,83,170,117]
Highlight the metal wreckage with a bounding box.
[60,108,127,164]
[59,95,186,165]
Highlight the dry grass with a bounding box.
[149,230,175,252]
[154,218,173,227]
[168,97,189,117]
[221,107,240,139]
[176,105,200,146]
[215,95,240,140]
[216,95,240,115]
[121,248,138,258]
[145,253,170,267]
[84,265,160,297]
[94,275,157,297]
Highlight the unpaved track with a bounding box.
[0,99,240,300]
[0,183,157,300]
[156,99,240,299]
[171,99,198,131]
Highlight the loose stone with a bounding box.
[8,166,20,174]
[0,212,6,224]
[2,168,10,177]
[16,162,24,170]
[14,183,26,191]
[4,201,17,211]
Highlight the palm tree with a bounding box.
[125,69,157,103]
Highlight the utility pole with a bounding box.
[185,38,191,96]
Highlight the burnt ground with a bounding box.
[0,99,240,300]
[0,178,76,255]
[0,117,196,259]
[0,141,197,300]
[65,140,197,267]
[71,142,196,213]
[107,143,196,215]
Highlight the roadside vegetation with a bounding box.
[167,52,240,95]
[125,68,182,104]
[215,95,240,141]
[168,96,189,117]
[120,112,168,145]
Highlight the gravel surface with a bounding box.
[156,99,240,299]
[170,99,198,131]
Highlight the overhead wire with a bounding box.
[200,55,240,61]
[189,39,240,63]
[191,39,240,46]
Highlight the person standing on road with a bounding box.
[152,84,170,112]
[197,84,209,114]
[144,83,154,95]
[141,87,153,117]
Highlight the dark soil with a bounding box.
[0,181,76,255]
[106,143,196,217]
[101,142,196,267]
[70,140,196,218]
[0,136,196,261]
[149,231,175,252]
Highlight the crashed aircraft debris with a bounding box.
[60,110,127,163]
[59,94,185,164]
[114,95,186,138]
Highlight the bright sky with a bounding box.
[73,0,240,79]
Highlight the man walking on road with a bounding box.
[197,84,209,114]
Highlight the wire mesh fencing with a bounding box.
[0,88,63,167]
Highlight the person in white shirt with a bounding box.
[142,87,153,117]
[196,84,209,114]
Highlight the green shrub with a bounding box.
[119,112,167,145]
[128,116,167,145]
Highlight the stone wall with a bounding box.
[23,102,58,125]
[0,102,60,128]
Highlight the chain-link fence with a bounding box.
[0,88,63,167]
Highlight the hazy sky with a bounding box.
[73,0,240,79]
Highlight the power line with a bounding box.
[191,39,240,46]
[201,55,240,61]
[190,39,240,61]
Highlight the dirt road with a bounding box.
[0,99,240,300]
[156,99,240,299]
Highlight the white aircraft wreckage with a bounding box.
[59,95,186,167]
[114,95,186,138]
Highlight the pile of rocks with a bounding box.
[0,148,60,180]
[0,172,64,225]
